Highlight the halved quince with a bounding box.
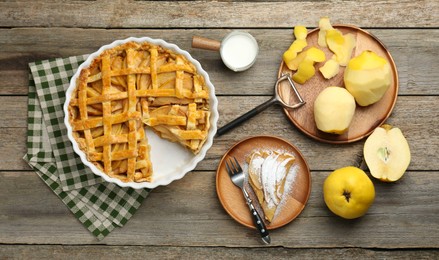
[364,124,411,182]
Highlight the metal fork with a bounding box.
[225,156,271,244]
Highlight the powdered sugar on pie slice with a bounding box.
[247,150,296,222]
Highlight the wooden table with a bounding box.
[1,1,438,258]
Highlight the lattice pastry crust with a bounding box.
[68,41,211,183]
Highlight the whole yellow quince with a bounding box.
[323,166,375,219]
[344,50,391,106]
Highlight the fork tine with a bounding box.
[229,157,238,174]
[232,156,242,172]
[225,159,233,176]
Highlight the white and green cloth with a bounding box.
[23,55,149,240]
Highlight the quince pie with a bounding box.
[247,150,295,222]
[68,41,211,183]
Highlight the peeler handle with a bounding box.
[192,36,221,51]
[216,97,276,137]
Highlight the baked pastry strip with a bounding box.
[69,41,210,183]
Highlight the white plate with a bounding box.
[64,37,219,189]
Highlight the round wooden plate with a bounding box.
[216,135,311,230]
[277,25,399,144]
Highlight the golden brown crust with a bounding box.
[68,41,210,183]
[247,150,295,223]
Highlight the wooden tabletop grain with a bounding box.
[1,1,438,259]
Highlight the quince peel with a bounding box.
[291,47,326,84]
[319,58,340,79]
[325,29,356,66]
[318,17,333,47]
[282,25,308,67]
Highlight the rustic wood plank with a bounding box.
[0,1,438,28]
[1,245,438,259]
[0,28,438,96]
[0,170,438,247]
[2,96,438,171]
[0,128,30,171]
[0,96,27,128]
[0,0,436,255]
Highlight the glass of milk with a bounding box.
[192,31,259,72]
[220,31,259,72]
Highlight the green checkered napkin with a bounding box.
[23,55,150,240]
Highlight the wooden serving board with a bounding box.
[278,25,399,144]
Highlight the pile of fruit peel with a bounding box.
[283,17,357,84]
[284,17,393,135]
